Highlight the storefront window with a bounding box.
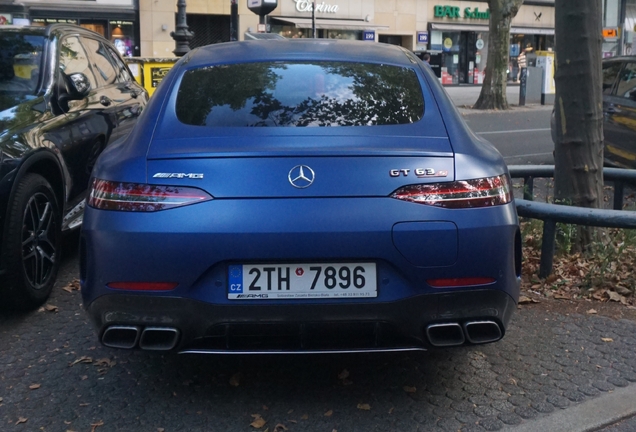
[109,20,135,57]
[270,24,361,40]
[80,20,107,37]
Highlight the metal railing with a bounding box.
[508,165,636,278]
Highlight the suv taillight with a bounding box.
[391,174,512,208]
[88,179,213,212]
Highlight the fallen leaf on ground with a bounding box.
[262,405,269,411]
[601,338,614,342]
[28,384,41,390]
[388,407,394,414]
[250,415,266,429]
[357,403,371,410]
[229,372,242,387]
[300,414,308,420]
[157,429,165,432]
[287,409,293,414]
[94,358,116,368]
[608,291,622,302]
[274,423,288,431]
[587,309,598,314]
[44,304,58,312]
[69,356,93,367]
[90,420,104,432]
[324,410,333,417]
[553,293,570,300]
[63,279,81,293]
[403,386,416,393]
[518,296,539,304]
[338,369,349,380]
[15,417,27,425]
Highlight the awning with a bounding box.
[430,22,554,35]
[271,17,389,31]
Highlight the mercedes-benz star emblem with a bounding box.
[288,165,315,189]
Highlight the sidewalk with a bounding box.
[443,84,554,111]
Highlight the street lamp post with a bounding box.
[170,0,194,57]
[312,1,316,38]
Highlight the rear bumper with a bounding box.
[86,289,517,353]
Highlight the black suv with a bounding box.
[601,56,636,168]
[551,56,636,168]
[0,24,147,309]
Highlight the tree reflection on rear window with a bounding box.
[175,61,424,127]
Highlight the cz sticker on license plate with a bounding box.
[228,263,377,300]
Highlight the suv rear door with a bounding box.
[604,59,636,168]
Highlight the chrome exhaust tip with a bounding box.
[139,327,180,351]
[463,321,503,344]
[426,323,465,347]
[102,326,141,349]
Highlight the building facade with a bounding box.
[0,0,139,56]
[1,0,559,85]
[136,0,555,85]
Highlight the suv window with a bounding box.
[81,37,118,85]
[0,31,45,110]
[616,62,636,101]
[59,36,97,90]
[602,61,623,95]
[175,61,425,127]
[104,45,133,84]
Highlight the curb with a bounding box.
[501,384,636,432]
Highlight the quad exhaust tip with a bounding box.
[139,327,180,351]
[426,320,503,347]
[463,320,502,344]
[102,326,141,349]
[426,323,465,347]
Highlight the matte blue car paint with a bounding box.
[82,40,520,351]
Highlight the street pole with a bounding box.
[311,0,316,39]
[311,1,316,38]
[170,0,194,57]
[230,0,238,41]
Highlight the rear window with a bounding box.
[175,61,424,127]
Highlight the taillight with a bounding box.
[391,174,512,208]
[107,282,178,291]
[88,179,213,212]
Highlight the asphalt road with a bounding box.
[462,108,554,166]
[443,85,554,166]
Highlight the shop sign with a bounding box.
[0,13,12,25]
[443,38,453,50]
[417,32,429,44]
[434,5,490,20]
[151,67,171,88]
[476,39,484,50]
[363,31,375,41]
[110,20,134,26]
[33,18,78,25]
[602,28,618,39]
[294,0,339,14]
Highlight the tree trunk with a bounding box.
[553,0,604,249]
[473,0,524,110]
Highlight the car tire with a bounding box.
[1,174,62,310]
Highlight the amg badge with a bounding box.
[153,173,204,179]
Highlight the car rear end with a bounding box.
[81,40,520,353]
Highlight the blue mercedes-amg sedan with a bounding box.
[81,39,521,354]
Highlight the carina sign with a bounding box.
[294,0,339,13]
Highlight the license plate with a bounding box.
[228,263,377,300]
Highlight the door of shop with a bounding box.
[441,32,477,84]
